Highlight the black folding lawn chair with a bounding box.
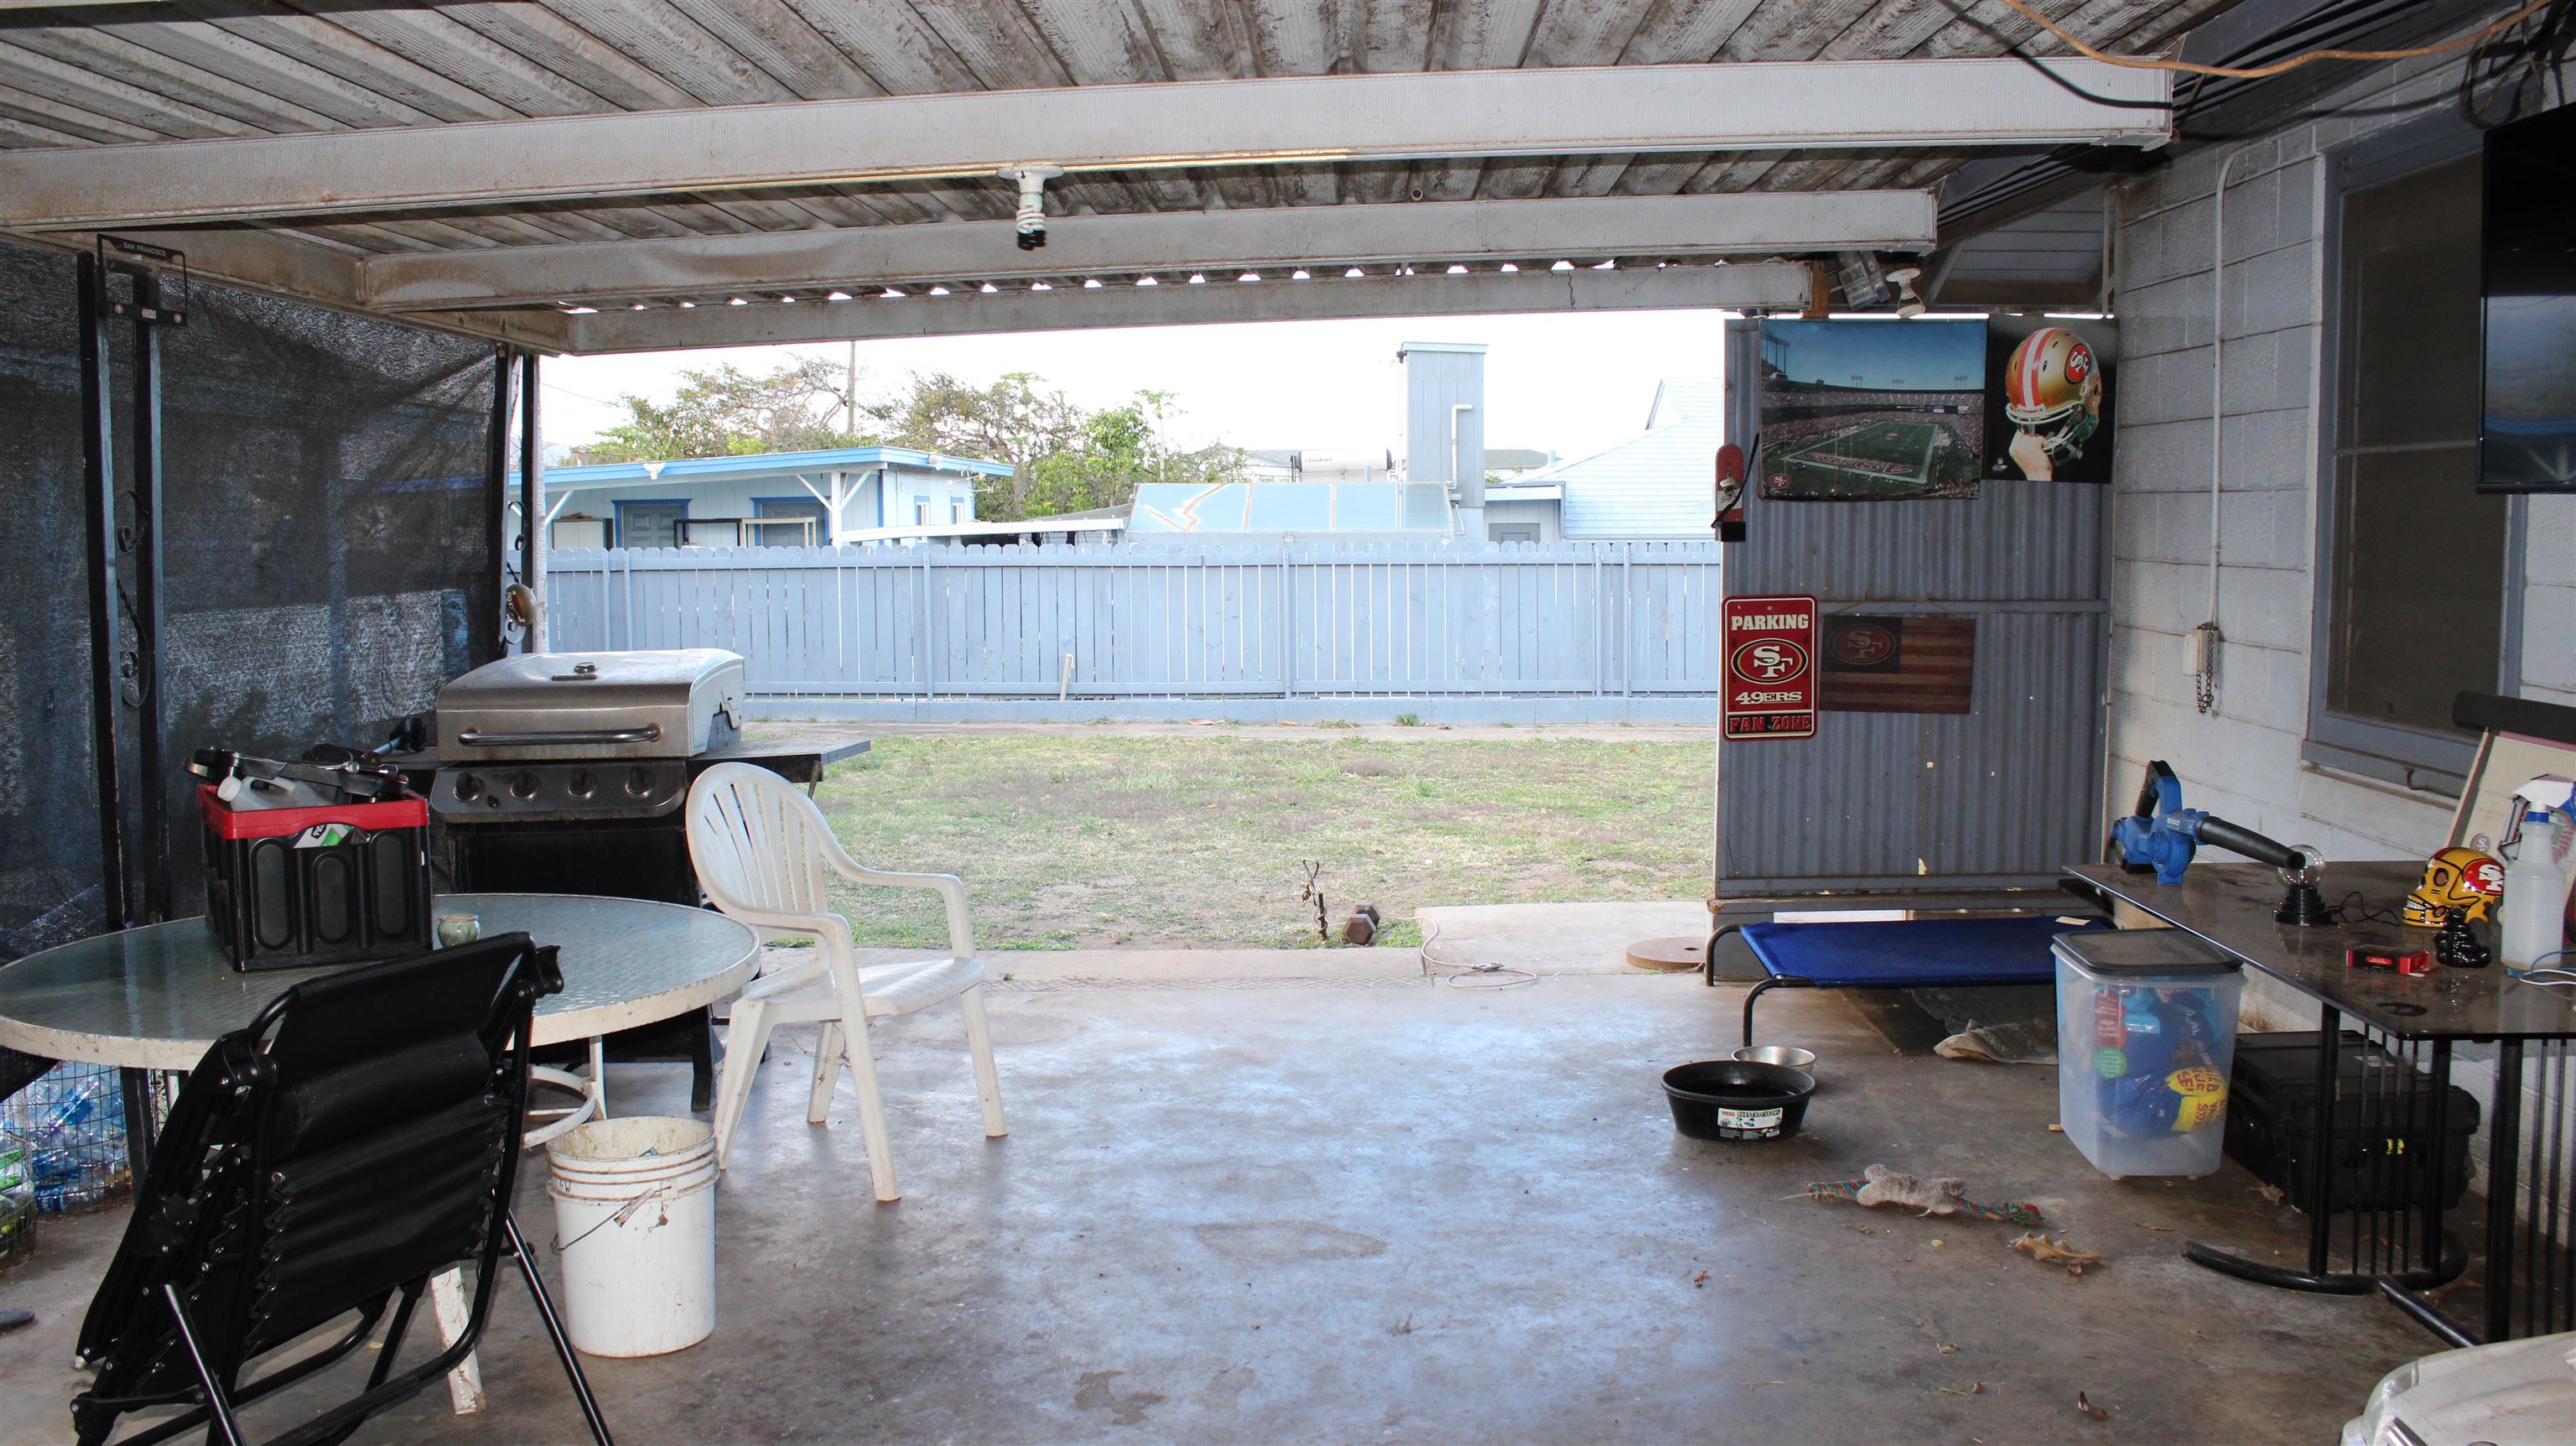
[69,933,613,1446]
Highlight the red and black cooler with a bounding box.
[199,785,432,971]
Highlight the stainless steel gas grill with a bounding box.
[429,648,745,824]
[388,648,867,1110]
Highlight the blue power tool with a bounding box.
[2110,762,2332,924]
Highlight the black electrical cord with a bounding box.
[2330,890,2404,927]
[2459,0,2576,127]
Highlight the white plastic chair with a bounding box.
[684,762,1005,1200]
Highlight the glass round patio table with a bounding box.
[0,892,759,1074]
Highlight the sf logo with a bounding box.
[1830,623,1894,666]
[1732,638,1809,683]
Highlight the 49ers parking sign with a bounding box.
[1722,595,1819,740]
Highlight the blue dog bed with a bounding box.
[1719,914,2111,1046]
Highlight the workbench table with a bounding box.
[2064,861,2576,1345]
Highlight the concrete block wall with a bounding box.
[2103,53,2576,1154]
[2104,54,2576,875]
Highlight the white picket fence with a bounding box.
[545,540,1724,717]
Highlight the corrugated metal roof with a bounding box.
[543,445,1012,489]
[1646,378,1726,429]
[1528,377,1722,538]
[0,0,2229,346]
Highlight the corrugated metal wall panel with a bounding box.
[1716,320,2107,893]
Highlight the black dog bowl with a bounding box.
[1662,1060,1817,1142]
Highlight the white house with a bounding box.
[1488,379,1722,543]
[537,445,1012,549]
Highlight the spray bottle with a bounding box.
[2501,804,2573,970]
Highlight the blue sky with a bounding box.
[1763,318,1983,391]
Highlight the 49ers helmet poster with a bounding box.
[1984,317,2118,485]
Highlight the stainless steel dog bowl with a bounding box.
[1732,1044,1817,1071]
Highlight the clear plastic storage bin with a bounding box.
[2054,929,2245,1178]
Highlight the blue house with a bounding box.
[538,445,1014,548]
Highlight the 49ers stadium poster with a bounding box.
[1757,320,1986,501]
[1984,317,2118,485]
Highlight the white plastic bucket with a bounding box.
[547,1116,718,1357]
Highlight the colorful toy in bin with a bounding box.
[2091,985,2229,1137]
[2054,928,2244,1178]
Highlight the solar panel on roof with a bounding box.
[1246,484,1332,531]
[1402,484,1451,529]
[1331,484,1399,531]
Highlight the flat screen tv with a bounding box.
[2480,102,2576,493]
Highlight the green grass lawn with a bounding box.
[811,732,1711,950]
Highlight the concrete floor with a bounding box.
[1,941,2436,1444]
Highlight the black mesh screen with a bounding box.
[0,237,498,1060]
[0,242,109,970]
[151,280,498,913]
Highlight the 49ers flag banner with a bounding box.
[1722,595,1819,740]
[1820,615,1976,715]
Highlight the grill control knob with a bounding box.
[625,767,654,798]
[510,772,540,801]
[568,769,597,800]
[453,773,484,803]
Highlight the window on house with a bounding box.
[675,518,741,547]
[2311,133,2517,791]
[952,498,964,523]
[914,497,928,525]
[752,497,827,546]
[614,501,687,549]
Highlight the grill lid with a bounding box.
[435,648,744,761]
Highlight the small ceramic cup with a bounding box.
[436,913,482,948]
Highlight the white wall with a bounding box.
[548,465,984,543]
[1482,498,1561,542]
[2105,55,2576,1074]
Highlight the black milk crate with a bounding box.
[2225,1031,2480,1215]
[199,784,432,971]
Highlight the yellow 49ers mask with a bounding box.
[2404,846,2505,926]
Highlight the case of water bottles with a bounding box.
[0,1061,132,1217]
[2053,928,2246,1178]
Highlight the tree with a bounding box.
[567,359,1244,523]
[567,357,861,464]
[874,378,1243,521]
[863,372,1085,515]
